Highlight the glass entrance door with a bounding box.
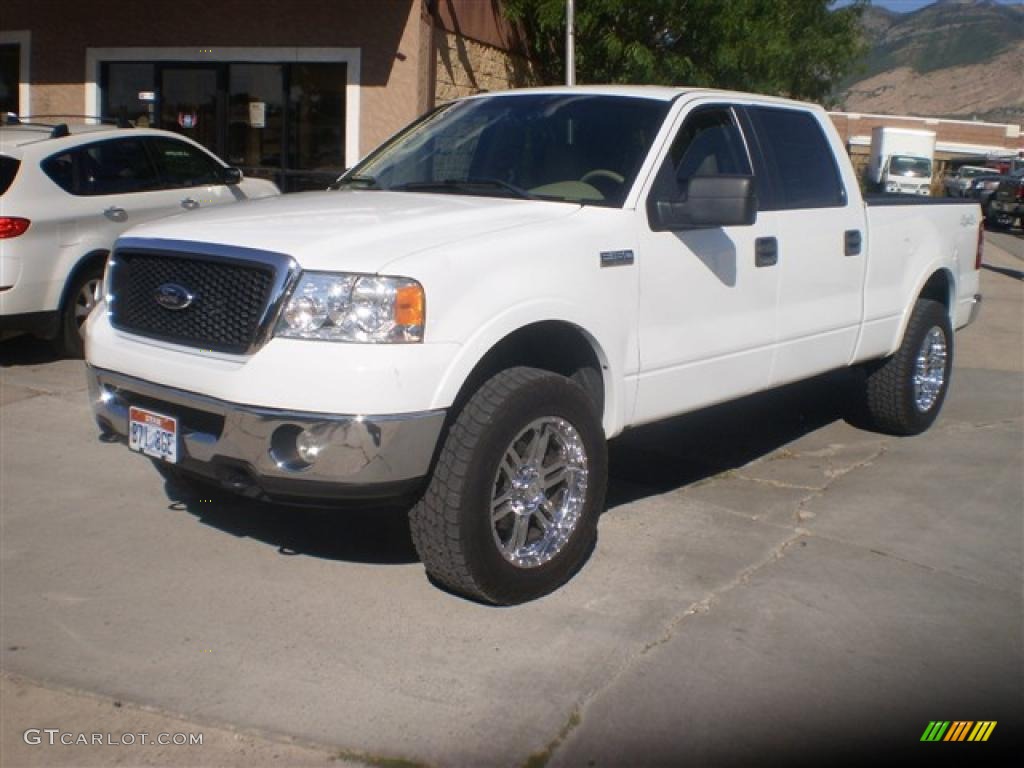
[160,67,223,157]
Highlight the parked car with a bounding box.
[985,169,1024,230]
[0,121,280,355]
[85,87,982,604]
[943,165,993,197]
[965,172,1005,216]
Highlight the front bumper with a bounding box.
[88,366,445,503]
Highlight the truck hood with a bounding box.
[122,190,580,273]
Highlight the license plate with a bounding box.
[128,406,178,463]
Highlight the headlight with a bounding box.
[275,271,425,343]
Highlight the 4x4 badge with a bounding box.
[154,283,195,311]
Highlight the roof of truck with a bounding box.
[460,85,823,112]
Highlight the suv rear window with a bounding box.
[0,155,19,196]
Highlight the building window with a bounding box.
[101,61,348,192]
[0,44,20,115]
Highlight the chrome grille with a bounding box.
[108,239,296,354]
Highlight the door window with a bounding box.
[746,107,845,209]
[104,63,156,127]
[228,64,284,178]
[288,64,347,180]
[651,107,752,201]
[147,137,223,188]
[42,139,160,196]
[160,68,221,154]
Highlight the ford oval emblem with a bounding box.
[154,283,195,311]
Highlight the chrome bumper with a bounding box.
[87,366,445,501]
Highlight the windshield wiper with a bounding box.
[391,178,537,200]
[331,173,378,190]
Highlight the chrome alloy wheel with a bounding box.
[75,277,103,331]
[490,417,589,569]
[913,326,947,412]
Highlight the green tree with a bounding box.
[504,0,869,105]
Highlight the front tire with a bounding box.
[859,298,953,435]
[409,367,607,605]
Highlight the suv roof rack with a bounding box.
[4,114,134,136]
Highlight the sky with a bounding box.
[835,0,1023,10]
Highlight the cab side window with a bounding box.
[746,106,845,209]
[651,107,752,201]
[147,137,223,188]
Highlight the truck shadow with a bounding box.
[164,368,860,565]
[606,368,859,509]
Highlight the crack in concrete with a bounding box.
[535,440,894,766]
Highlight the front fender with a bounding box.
[430,299,628,437]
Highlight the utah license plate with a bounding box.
[128,406,178,463]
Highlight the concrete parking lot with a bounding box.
[1,233,1021,767]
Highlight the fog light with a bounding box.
[295,428,325,463]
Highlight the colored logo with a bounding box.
[154,283,195,311]
[921,721,996,742]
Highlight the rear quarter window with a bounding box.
[747,106,846,210]
[0,155,20,196]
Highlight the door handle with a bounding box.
[755,237,778,268]
[103,206,127,222]
[181,198,200,210]
[844,229,862,256]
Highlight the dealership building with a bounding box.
[0,0,533,191]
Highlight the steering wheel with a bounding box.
[579,169,625,200]
[580,169,625,185]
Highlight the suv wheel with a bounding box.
[60,264,103,357]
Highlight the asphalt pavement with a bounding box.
[1,233,1021,767]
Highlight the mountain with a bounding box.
[839,0,1024,124]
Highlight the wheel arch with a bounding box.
[58,249,109,313]
[434,316,619,437]
[884,265,957,360]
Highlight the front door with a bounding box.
[160,67,224,158]
[633,104,779,426]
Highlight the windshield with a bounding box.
[959,167,987,178]
[889,155,932,178]
[337,94,672,207]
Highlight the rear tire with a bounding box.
[859,299,952,436]
[409,367,607,605]
[60,263,104,358]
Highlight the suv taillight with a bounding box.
[1016,182,1024,201]
[0,217,30,239]
[975,225,984,270]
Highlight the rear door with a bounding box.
[41,137,181,250]
[741,106,867,387]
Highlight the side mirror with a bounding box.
[648,175,757,231]
[220,167,243,186]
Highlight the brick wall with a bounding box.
[1,0,425,157]
[830,112,1022,154]
[434,29,536,102]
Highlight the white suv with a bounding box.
[0,121,279,355]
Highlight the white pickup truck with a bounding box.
[85,86,983,604]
